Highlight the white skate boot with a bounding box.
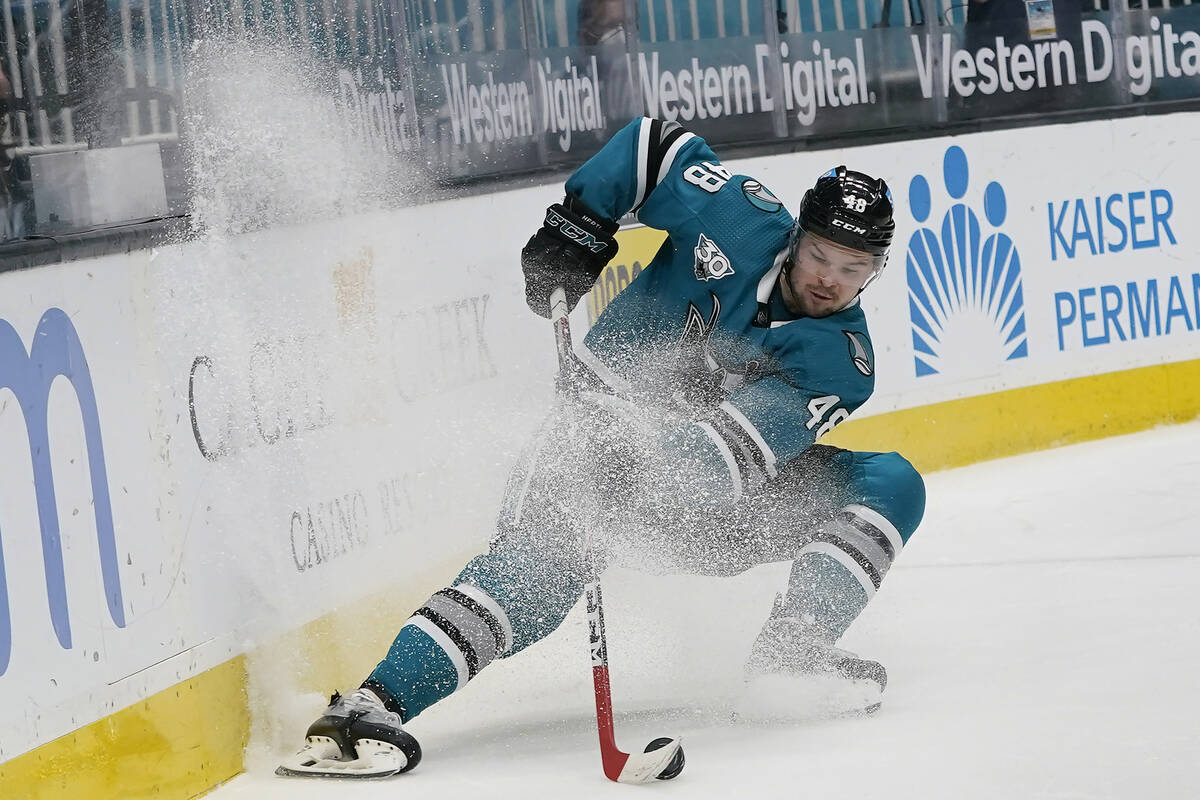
[276,687,421,779]
[742,597,887,716]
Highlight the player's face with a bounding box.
[782,233,877,317]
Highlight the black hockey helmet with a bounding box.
[790,166,895,279]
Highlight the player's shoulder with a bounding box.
[773,303,875,399]
[719,173,794,238]
[781,301,873,358]
[643,120,788,217]
[666,144,790,218]
[670,163,794,250]
[630,118,791,257]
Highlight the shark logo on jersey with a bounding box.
[843,330,873,376]
[676,292,758,405]
[742,180,783,213]
[681,291,721,337]
[906,146,1029,378]
[694,233,734,281]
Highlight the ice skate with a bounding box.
[740,598,887,718]
[747,616,886,688]
[276,687,421,779]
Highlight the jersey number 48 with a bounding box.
[806,394,849,438]
[684,162,733,193]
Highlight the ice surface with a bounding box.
[211,422,1200,799]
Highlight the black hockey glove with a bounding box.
[521,195,618,318]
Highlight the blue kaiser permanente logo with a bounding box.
[0,309,124,675]
[906,146,1029,377]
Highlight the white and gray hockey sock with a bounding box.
[781,504,904,640]
[367,584,514,721]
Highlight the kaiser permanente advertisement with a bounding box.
[586,116,1200,444]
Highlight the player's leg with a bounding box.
[778,448,924,638]
[746,446,925,694]
[363,540,588,724]
[363,409,599,723]
[282,543,587,778]
[281,412,594,777]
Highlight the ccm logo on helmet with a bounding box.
[832,218,868,235]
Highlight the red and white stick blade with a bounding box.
[615,737,683,784]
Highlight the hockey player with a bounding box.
[278,117,926,779]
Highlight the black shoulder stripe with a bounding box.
[658,126,687,162]
[635,120,689,213]
[644,118,663,183]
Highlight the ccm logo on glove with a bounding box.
[522,195,619,318]
[546,208,612,254]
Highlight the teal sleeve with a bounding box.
[564,117,643,220]
[564,117,719,231]
[723,375,840,467]
[649,371,854,510]
[679,368,866,502]
[713,322,874,480]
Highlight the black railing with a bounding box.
[1,0,1198,260]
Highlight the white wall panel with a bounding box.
[1,111,1197,760]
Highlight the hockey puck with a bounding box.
[644,737,685,780]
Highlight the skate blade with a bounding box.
[275,735,407,779]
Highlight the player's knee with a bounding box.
[875,452,925,543]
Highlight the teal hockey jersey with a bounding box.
[569,117,876,506]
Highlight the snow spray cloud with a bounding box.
[180,32,415,239]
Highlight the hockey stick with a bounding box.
[549,287,685,784]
